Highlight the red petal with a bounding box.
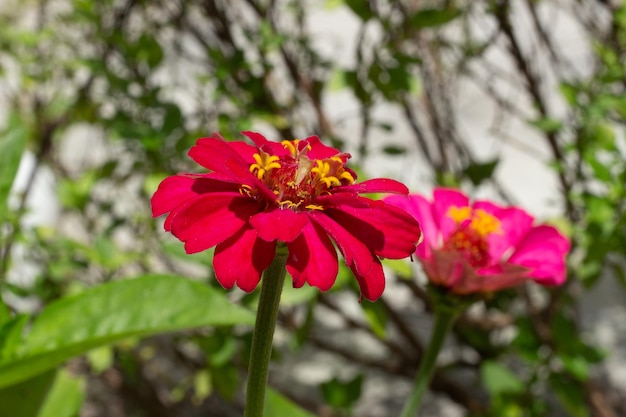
[335,178,409,195]
[325,199,421,259]
[213,226,276,292]
[350,257,385,301]
[309,211,385,300]
[286,221,338,290]
[188,134,256,178]
[242,131,289,157]
[151,174,240,217]
[384,194,437,259]
[249,209,309,242]
[304,136,343,160]
[169,192,261,253]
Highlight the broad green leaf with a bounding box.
[0,115,27,223]
[38,370,85,417]
[264,387,317,417]
[0,370,56,417]
[481,361,524,397]
[0,314,29,362]
[0,274,254,389]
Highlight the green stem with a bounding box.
[399,306,458,417]
[244,246,288,417]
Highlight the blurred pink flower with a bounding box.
[385,188,569,294]
[151,132,422,301]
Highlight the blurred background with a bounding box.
[1,0,626,416]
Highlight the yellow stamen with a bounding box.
[281,140,298,157]
[305,204,324,211]
[447,206,501,237]
[471,209,501,236]
[239,184,253,197]
[250,152,281,179]
[448,206,472,223]
[338,169,355,184]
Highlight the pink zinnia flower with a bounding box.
[151,132,422,301]
[385,188,569,294]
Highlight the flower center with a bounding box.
[246,140,355,211]
[443,206,501,267]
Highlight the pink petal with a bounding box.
[384,194,438,259]
[472,201,534,262]
[169,192,261,253]
[308,211,385,300]
[249,209,309,242]
[324,199,421,259]
[304,135,343,160]
[286,221,338,291]
[432,188,470,239]
[508,225,570,286]
[214,226,276,291]
[335,178,409,195]
[463,264,530,293]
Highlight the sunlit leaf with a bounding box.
[0,274,254,389]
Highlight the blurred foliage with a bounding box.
[0,0,625,416]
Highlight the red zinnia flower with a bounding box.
[385,188,570,294]
[151,132,422,301]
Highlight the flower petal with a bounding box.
[325,198,421,259]
[214,226,276,291]
[432,188,470,239]
[304,136,344,160]
[335,178,409,195]
[508,225,570,285]
[250,209,309,242]
[309,211,385,300]
[188,134,256,178]
[350,257,385,301]
[169,192,261,253]
[287,221,338,291]
[151,174,240,218]
[242,131,289,156]
[473,201,534,262]
[384,194,438,259]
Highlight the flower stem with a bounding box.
[244,246,288,417]
[399,306,458,417]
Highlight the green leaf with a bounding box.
[361,300,387,339]
[529,117,562,133]
[38,370,85,417]
[0,314,29,362]
[481,361,524,397]
[410,8,461,29]
[0,370,56,417]
[382,145,406,155]
[549,373,589,417]
[0,274,254,389]
[344,0,373,21]
[0,115,27,223]
[462,159,499,186]
[320,374,363,410]
[264,388,317,417]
